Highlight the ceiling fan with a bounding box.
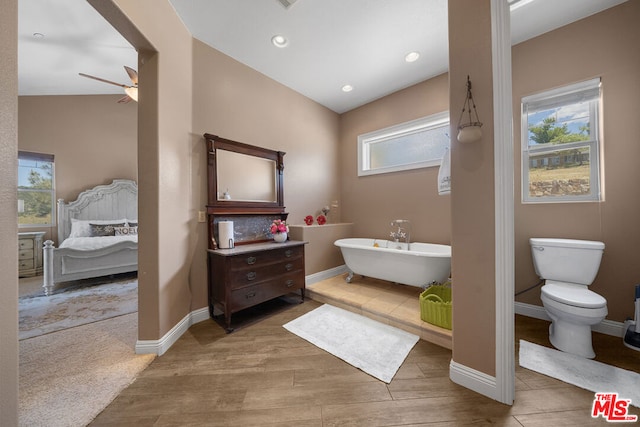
[79,66,138,103]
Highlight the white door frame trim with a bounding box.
[492,0,515,405]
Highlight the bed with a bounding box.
[42,179,138,295]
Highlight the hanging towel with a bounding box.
[438,146,451,195]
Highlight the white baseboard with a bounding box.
[135,307,209,356]
[449,360,499,401]
[134,265,350,357]
[514,301,551,321]
[515,301,624,338]
[306,265,348,285]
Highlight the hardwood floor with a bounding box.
[90,278,639,426]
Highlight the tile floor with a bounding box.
[306,273,452,349]
[89,274,640,426]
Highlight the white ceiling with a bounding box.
[18,0,626,114]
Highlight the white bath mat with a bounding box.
[519,340,640,408]
[283,304,419,383]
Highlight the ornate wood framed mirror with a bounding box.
[204,133,287,248]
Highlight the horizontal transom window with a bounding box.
[358,112,450,176]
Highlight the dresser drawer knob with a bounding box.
[245,291,256,299]
[284,250,293,258]
[286,280,294,288]
[285,263,293,271]
[246,256,257,265]
[246,272,257,281]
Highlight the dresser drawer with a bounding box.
[228,272,304,312]
[18,231,46,277]
[228,257,304,289]
[226,246,303,270]
[19,249,34,260]
[19,259,34,270]
[19,239,34,250]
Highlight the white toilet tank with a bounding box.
[530,238,604,285]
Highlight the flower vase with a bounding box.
[273,232,288,243]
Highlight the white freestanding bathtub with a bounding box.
[334,238,451,288]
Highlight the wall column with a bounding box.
[448,0,514,404]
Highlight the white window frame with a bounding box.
[18,151,56,228]
[521,78,602,203]
[357,111,450,177]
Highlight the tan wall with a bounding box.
[18,95,137,243]
[448,0,496,376]
[339,73,452,245]
[191,39,342,226]
[513,0,640,322]
[0,0,19,422]
[189,39,342,309]
[108,0,194,340]
[289,223,354,275]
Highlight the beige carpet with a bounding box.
[19,312,155,427]
[19,280,153,426]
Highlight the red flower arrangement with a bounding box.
[316,214,327,225]
[304,215,314,226]
[270,219,289,234]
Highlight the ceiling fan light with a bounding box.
[124,86,138,102]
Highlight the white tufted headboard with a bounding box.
[57,179,138,243]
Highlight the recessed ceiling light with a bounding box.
[342,85,353,93]
[271,35,288,48]
[32,32,45,39]
[405,51,420,63]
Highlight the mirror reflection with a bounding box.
[216,149,277,202]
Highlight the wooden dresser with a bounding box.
[207,240,306,331]
[18,231,46,277]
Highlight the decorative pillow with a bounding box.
[69,218,128,238]
[114,226,138,236]
[89,223,126,237]
[69,218,91,238]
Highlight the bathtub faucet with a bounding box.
[390,219,411,249]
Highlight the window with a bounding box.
[521,78,601,203]
[358,112,450,176]
[18,151,55,227]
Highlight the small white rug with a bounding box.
[283,304,419,383]
[519,340,640,408]
[19,280,138,340]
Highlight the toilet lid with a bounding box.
[541,282,606,308]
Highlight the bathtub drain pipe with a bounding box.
[515,279,544,297]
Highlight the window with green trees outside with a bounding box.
[18,151,55,227]
[521,78,601,203]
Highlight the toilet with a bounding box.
[529,238,608,359]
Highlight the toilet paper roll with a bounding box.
[218,221,234,249]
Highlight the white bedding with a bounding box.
[59,235,138,251]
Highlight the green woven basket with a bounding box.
[419,284,452,330]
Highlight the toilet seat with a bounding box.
[541,282,606,309]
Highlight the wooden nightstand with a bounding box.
[18,231,46,277]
